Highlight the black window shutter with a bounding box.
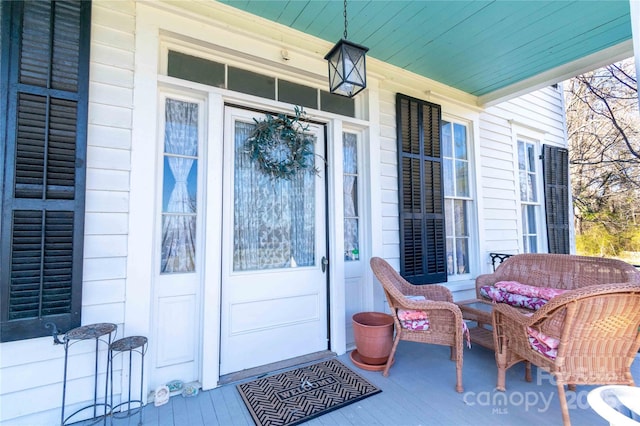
[396,94,446,284]
[542,145,570,254]
[1,0,90,342]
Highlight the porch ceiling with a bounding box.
[219,0,634,104]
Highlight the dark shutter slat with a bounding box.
[543,145,570,254]
[48,98,77,195]
[19,1,52,87]
[16,93,47,197]
[397,94,446,284]
[8,210,74,320]
[52,1,81,92]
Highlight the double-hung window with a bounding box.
[442,120,471,276]
[518,139,540,253]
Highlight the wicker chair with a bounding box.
[493,282,640,426]
[370,257,464,392]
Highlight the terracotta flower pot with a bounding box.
[352,312,394,365]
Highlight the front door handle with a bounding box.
[321,256,329,273]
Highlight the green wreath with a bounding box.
[246,106,319,180]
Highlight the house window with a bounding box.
[518,140,540,253]
[442,121,471,276]
[343,132,360,261]
[160,98,200,273]
[0,0,91,342]
[396,94,446,284]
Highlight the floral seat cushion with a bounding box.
[479,285,548,310]
[495,281,568,300]
[397,295,430,331]
[527,327,560,359]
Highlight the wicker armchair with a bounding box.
[370,257,464,392]
[493,282,640,426]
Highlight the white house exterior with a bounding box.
[0,1,630,425]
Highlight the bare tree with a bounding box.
[564,58,640,257]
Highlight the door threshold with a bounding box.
[218,350,336,386]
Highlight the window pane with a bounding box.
[526,205,537,233]
[518,141,525,171]
[454,123,467,159]
[320,90,354,117]
[444,158,454,196]
[161,215,196,273]
[454,200,468,236]
[456,238,468,274]
[163,157,197,213]
[228,67,275,99]
[343,133,357,173]
[344,176,358,217]
[233,121,316,271]
[527,144,536,172]
[446,239,454,275]
[279,80,318,110]
[528,173,537,202]
[528,236,538,253]
[442,121,452,158]
[519,170,528,200]
[455,160,469,197]
[344,218,359,261]
[445,199,454,236]
[167,51,225,88]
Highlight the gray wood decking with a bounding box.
[85,342,640,426]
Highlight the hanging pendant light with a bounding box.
[324,0,369,98]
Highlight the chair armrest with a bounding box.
[405,283,453,303]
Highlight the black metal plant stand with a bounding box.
[109,336,148,426]
[50,322,117,426]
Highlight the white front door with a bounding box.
[220,107,328,375]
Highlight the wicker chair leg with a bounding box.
[567,384,576,392]
[449,346,455,361]
[524,362,532,382]
[455,344,464,393]
[383,334,401,377]
[556,381,571,426]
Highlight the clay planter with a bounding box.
[351,312,394,366]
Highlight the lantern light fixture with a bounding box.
[324,0,369,98]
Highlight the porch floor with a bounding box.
[85,342,639,426]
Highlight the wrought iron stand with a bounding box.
[109,336,148,426]
[51,322,117,426]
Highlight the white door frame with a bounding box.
[129,3,365,394]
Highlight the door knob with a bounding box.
[321,256,329,273]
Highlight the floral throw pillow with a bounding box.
[527,327,559,360]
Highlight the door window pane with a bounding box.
[233,121,316,271]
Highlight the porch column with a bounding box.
[631,0,640,110]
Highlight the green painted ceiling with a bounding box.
[219,1,632,99]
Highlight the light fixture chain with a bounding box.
[343,0,348,39]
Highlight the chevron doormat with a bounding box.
[237,358,381,426]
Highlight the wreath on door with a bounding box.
[246,106,319,180]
